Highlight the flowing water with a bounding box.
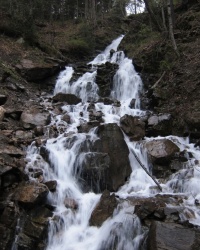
[25,35,200,249]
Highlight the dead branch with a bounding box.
[151,71,166,89]
[132,149,162,191]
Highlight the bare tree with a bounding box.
[167,0,179,56]
[143,0,163,32]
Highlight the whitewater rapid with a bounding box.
[25,35,200,250]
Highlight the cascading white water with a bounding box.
[25,35,200,250]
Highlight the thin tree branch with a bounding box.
[132,149,163,191]
[151,71,166,89]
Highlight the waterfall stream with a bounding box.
[25,35,200,249]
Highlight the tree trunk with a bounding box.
[167,0,179,56]
[161,0,167,31]
[143,0,162,32]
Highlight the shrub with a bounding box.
[67,39,91,58]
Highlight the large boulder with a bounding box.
[77,123,131,192]
[0,202,19,250]
[89,190,118,227]
[133,194,186,223]
[79,152,110,193]
[15,59,61,82]
[14,233,36,250]
[147,221,200,250]
[52,93,81,105]
[120,114,145,141]
[15,206,52,250]
[12,182,49,208]
[185,110,200,131]
[145,139,179,164]
[92,123,131,191]
[21,106,51,129]
[0,167,23,188]
[96,62,118,97]
[146,113,172,137]
[145,139,180,178]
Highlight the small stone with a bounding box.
[44,180,57,192]
[0,106,5,121]
[64,198,78,209]
[0,95,7,105]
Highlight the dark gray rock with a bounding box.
[146,113,172,137]
[129,98,136,109]
[15,59,61,82]
[21,106,51,129]
[62,113,71,123]
[77,123,131,192]
[96,62,118,97]
[89,190,117,227]
[53,93,81,105]
[44,180,57,192]
[34,126,44,136]
[93,123,131,191]
[147,221,200,250]
[89,110,104,123]
[120,114,145,141]
[15,233,36,250]
[0,202,19,250]
[0,95,7,105]
[64,198,78,210]
[1,168,23,188]
[5,109,22,120]
[78,122,99,133]
[98,97,121,106]
[145,139,180,178]
[12,182,49,208]
[145,139,179,164]
[79,152,110,193]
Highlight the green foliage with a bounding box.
[78,23,95,51]
[0,61,25,82]
[137,24,152,39]
[67,39,91,58]
[159,59,172,71]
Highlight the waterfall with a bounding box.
[25,35,200,250]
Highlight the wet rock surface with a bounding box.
[147,221,200,250]
[146,113,173,137]
[78,123,131,193]
[145,139,180,161]
[12,206,52,250]
[79,152,110,193]
[145,139,180,178]
[120,114,145,141]
[12,182,49,208]
[91,123,131,192]
[89,190,117,227]
[52,93,82,104]
[96,62,118,97]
